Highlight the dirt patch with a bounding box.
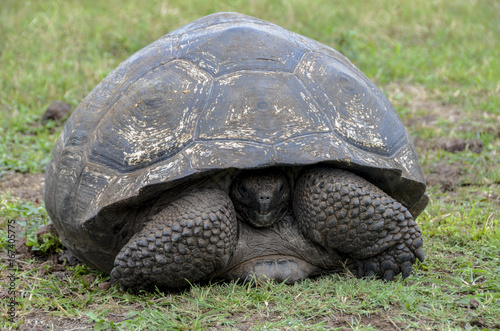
[385,83,500,195]
[414,137,485,155]
[386,83,464,125]
[286,312,410,330]
[0,171,45,204]
[484,192,500,205]
[19,311,93,331]
[227,311,407,330]
[41,100,72,122]
[439,138,483,154]
[15,224,80,269]
[425,161,463,192]
[387,83,500,137]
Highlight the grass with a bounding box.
[1,0,499,329]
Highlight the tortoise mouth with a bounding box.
[242,204,288,228]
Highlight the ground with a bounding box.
[0,172,45,205]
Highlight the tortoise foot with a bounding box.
[354,245,424,280]
[293,166,424,281]
[110,189,237,291]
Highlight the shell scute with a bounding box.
[176,22,308,76]
[87,60,213,172]
[295,52,406,156]
[197,71,331,144]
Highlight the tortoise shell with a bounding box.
[44,12,427,273]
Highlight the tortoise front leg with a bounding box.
[293,166,424,281]
[111,189,237,291]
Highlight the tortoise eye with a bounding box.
[239,185,250,198]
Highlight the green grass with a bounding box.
[1,0,499,329]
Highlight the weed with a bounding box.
[24,231,62,255]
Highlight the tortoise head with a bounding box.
[230,168,291,228]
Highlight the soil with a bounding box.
[0,171,45,205]
[425,161,463,192]
[41,100,72,122]
[387,82,500,193]
[18,313,93,331]
[233,311,406,331]
[2,83,498,329]
[439,138,483,154]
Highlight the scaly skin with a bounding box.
[111,166,424,291]
[110,189,237,291]
[293,166,424,281]
[229,168,290,228]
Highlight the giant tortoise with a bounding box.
[44,12,428,291]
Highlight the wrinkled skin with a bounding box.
[229,168,290,228]
[111,166,424,292]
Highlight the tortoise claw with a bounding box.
[415,247,425,262]
[355,262,364,278]
[383,269,395,281]
[401,261,413,279]
[354,242,422,281]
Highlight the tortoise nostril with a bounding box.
[259,195,270,201]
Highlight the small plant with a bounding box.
[24,230,63,255]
